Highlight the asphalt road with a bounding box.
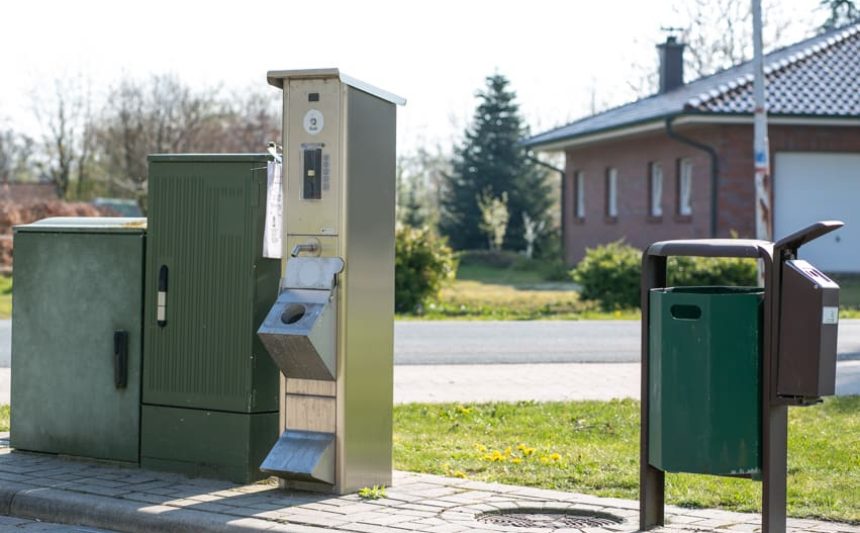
[393,319,860,365]
[3,319,859,368]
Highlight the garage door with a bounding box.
[775,152,860,273]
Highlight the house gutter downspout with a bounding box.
[526,152,567,259]
[664,116,719,237]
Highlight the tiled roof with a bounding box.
[526,22,860,148]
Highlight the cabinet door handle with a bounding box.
[157,265,168,327]
[114,330,129,389]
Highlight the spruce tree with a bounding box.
[820,0,859,31]
[440,74,552,251]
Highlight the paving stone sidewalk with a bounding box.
[0,515,112,532]
[1,435,857,533]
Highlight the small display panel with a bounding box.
[303,148,323,199]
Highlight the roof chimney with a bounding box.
[657,36,685,93]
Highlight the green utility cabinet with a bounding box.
[11,218,146,462]
[648,286,763,476]
[142,154,280,483]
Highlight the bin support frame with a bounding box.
[639,221,843,533]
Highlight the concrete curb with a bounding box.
[0,480,36,516]
[0,480,292,533]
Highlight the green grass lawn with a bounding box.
[0,405,8,432]
[413,279,638,321]
[0,276,11,319]
[456,263,553,286]
[394,398,860,523]
[406,258,860,320]
[406,254,638,320]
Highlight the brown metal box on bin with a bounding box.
[777,259,839,400]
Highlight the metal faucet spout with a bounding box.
[291,240,320,257]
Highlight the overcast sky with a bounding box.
[0,0,826,155]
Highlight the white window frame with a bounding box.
[575,171,586,219]
[650,162,663,217]
[606,167,618,218]
[678,158,693,216]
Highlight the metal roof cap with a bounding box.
[266,68,406,106]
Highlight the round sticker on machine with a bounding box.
[303,109,324,135]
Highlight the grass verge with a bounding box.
[401,252,860,320]
[393,398,860,523]
[406,279,638,320]
[0,404,8,432]
[398,252,632,320]
[0,276,11,319]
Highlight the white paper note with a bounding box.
[263,160,283,259]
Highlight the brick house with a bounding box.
[526,23,860,272]
[0,182,58,203]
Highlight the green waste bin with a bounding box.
[648,286,763,476]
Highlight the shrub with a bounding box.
[395,226,457,313]
[668,256,758,287]
[572,240,760,310]
[571,240,642,310]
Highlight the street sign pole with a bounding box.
[753,0,772,243]
[752,6,787,532]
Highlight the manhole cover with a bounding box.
[477,508,623,529]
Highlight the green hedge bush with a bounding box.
[395,226,457,313]
[668,256,758,287]
[572,240,759,310]
[571,240,642,310]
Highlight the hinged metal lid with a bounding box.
[281,257,345,291]
[773,220,844,257]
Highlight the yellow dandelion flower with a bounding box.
[483,450,505,462]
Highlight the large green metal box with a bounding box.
[11,218,145,462]
[648,286,763,476]
[142,154,280,483]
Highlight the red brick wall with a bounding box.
[562,127,715,265]
[561,123,860,265]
